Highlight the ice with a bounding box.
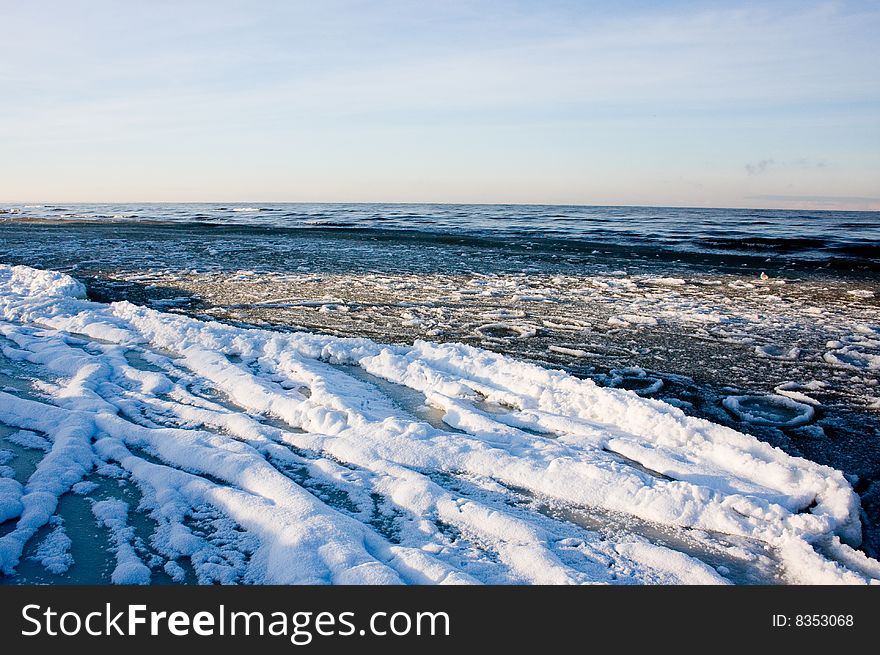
[548,345,588,358]
[755,345,801,360]
[68,260,876,431]
[644,277,687,286]
[722,395,815,427]
[600,367,664,395]
[475,323,538,340]
[0,264,877,585]
[824,347,880,371]
[774,382,820,407]
[608,314,658,327]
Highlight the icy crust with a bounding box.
[0,265,876,585]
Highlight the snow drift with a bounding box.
[0,264,877,585]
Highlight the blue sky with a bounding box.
[1,0,878,208]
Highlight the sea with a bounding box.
[2,202,879,271]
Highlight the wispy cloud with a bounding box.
[746,157,831,176]
[790,157,827,170]
[745,159,776,175]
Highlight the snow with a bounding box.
[92,499,151,585]
[5,429,51,451]
[30,516,73,574]
[0,389,95,573]
[614,541,730,584]
[163,559,186,582]
[0,477,23,522]
[0,264,877,585]
[71,480,99,495]
[0,265,86,300]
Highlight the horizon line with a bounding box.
[3,200,879,213]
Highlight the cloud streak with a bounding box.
[745,157,829,175]
[746,159,776,175]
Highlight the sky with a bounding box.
[1,0,878,209]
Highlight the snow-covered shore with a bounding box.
[1,264,878,584]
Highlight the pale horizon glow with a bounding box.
[1,1,879,210]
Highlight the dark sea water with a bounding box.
[2,203,878,269]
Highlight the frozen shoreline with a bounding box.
[1,264,878,584]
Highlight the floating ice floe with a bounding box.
[722,395,815,428]
[602,367,664,395]
[755,345,801,360]
[474,322,538,340]
[548,345,589,358]
[774,382,820,407]
[607,314,658,327]
[0,264,877,585]
[644,277,686,286]
[823,347,880,371]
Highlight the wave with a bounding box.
[695,236,830,252]
[302,220,359,227]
